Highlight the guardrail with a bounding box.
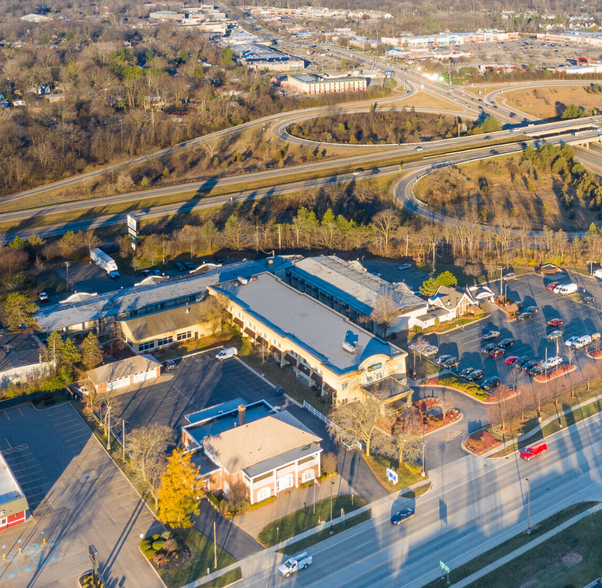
[302,401,361,451]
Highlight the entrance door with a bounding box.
[277,473,294,492]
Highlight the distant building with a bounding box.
[537,31,602,46]
[0,333,52,389]
[0,451,29,530]
[283,73,367,94]
[21,13,52,22]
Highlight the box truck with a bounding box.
[90,248,120,279]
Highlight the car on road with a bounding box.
[490,149,499,154]
[505,355,519,364]
[352,168,365,176]
[542,356,563,369]
[520,442,547,461]
[503,272,516,280]
[459,367,475,378]
[583,296,595,304]
[489,348,504,358]
[398,263,412,270]
[274,386,285,396]
[547,330,563,341]
[163,359,176,370]
[482,376,501,391]
[442,356,459,368]
[516,311,532,321]
[436,354,453,364]
[548,318,564,327]
[184,261,194,270]
[415,146,424,151]
[175,262,186,272]
[529,366,545,376]
[466,369,484,381]
[134,209,149,217]
[38,292,50,304]
[371,168,380,174]
[482,331,500,341]
[525,305,539,313]
[278,552,312,577]
[391,508,416,525]
[214,255,225,263]
[497,338,515,348]
[546,281,560,291]
[482,343,498,354]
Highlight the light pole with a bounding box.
[64,261,71,291]
[106,406,111,451]
[330,481,335,535]
[526,478,531,534]
[588,260,596,275]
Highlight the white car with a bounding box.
[398,264,412,270]
[352,168,365,176]
[542,356,563,370]
[565,336,580,348]
[547,330,563,341]
[553,285,564,294]
[503,272,516,280]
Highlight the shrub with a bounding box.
[322,452,338,475]
[219,499,229,515]
[160,530,174,540]
[206,492,220,510]
[152,539,165,551]
[144,549,156,560]
[152,534,160,540]
[140,539,151,551]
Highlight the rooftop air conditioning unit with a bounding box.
[238,276,248,285]
[342,341,357,353]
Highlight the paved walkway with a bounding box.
[453,504,600,588]
[233,474,354,538]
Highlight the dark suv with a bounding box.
[482,376,501,391]
[497,338,515,348]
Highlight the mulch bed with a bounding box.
[534,364,577,383]
[464,429,502,456]
[157,545,192,571]
[588,349,602,359]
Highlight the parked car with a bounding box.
[38,292,50,304]
[547,330,563,341]
[175,262,186,272]
[516,311,532,321]
[216,347,238,361]
[152,269,162,276]
[520,442,547,461]
[503,272,516,280]
[466,369,484,381]
[214,255,224,263]
[370,271,382,277]
[436,354,453,364]
[504,355,519,365]
[398,263,412,270]
[553,284,564,294]
[421,345,439,357]
[523,360,539,372]
[482,331,500,341]
[498,338,515,348]
[184,261,194,270]
[459,367,475,378]
[546,281,560,291]
[542,356,563,369]
[442,356,459,368]
[482,343,498,354]
[513,357,530,368]
[142,269,151,277]
[482,376,501,391]
[583,296,595,304]
[558,283,578,296]
[572,335,592,350]
[163,359,176,371]
[548,318,564,327]
[489,348,504,358]
[525,305,539,313]
[529,366,545,376]
[564,336,580,348]
[391,508,415,525]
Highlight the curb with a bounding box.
[424,410,464,438]
[417,383,494,406]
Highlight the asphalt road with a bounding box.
[233,408,602,588]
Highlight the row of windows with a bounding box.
[117,295,198,320]
[177,331,192,341]
[139,341,155,352]
[157,336,174,346]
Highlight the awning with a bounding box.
[284,353,297,366]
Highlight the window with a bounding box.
[257,486,271,502]
[342,383,348,390]
[0,517,6,527]
[138,341,155,352]
[302,470,315,483]
[177,331,192,342]
[157,336,173,347]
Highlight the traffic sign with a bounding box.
[386,468,398,484]
[440,561,450,573]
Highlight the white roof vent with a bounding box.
[237,276,248,285]
[342,341,357,353]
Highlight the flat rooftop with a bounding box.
[0,452,24,506]
[288,256,426,315]
[212,273,404,375]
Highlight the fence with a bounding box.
[303,401,362,451]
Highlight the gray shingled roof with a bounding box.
[87,354,160,385]
[212,272,405,374]
[122,303,207,341]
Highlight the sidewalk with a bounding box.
[480,389,602,458]
[453,504,600,588]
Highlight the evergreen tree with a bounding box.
[60,338,81,367]
[1,293,38,331]
[81,333,103,370]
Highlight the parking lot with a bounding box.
[0,404,162,587]
[421,272,602,388]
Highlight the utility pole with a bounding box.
[213,521,217,568]
[526,478,531,534]
[122,419,126,461]
[330,481,334,535]
[432,242,436,271]
[106,406,111,451]
[406,233,409,258]
[277,225,282,255]
[64,261,71,291]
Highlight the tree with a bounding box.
[221,213,252,250]
[419,277,439,298]
[371,209,399,252]
[44,331,64,368]
[328,397,389,456]
[127,424,174,508]
[321,452,338,475]
[390,408,422,466]
[81,333,103,370]
[436,271,458,288]
[157,449,204,528]
[60,337,81,367]
[2,293,38,330]
[370,294,399,338]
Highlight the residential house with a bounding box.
[415,285,472,330]
[86,355,161,393]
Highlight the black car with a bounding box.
[482,376,501,391]
[275,386,285,396]
[513,356,530,368]
[163,359,176,370]
[459,367,475,378]
[583,296,595,304]
[466,369,484,381]
[142,269,151,277]
[214,255,225,263]
[529,366,544,376]
[523,360,539,372]
[525,306,539,313]
[391,508,415,525]
[184,261,194,270]
[498,338,515,348]
[442,357,459,368]
[516,312,532,322]
[482,343,498,354]
[175,262,186,272]
[371,168,380,174]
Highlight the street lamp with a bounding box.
[526,478,531,535]
[330,481,335,535]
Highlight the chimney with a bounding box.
[238,404,246,426]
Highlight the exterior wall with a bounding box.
[0,361,53,389]
[120,320,213,354]
[92,366,161,394]
[285,76,367,94]
[0,510,27,530]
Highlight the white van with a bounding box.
[573,335,592,350]
[216,347,238,361]
[594,269,602,280]
[558,283,578,296]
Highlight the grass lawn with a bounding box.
[463,503,600,588]
[257,495,367,548]
[401,482,432,499]
[407,354,441,380]
[278,510,372,555]
[238,342,331,414]
[362,453,425,493]
[158,528,237,588]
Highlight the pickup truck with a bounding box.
[520,442,547,461]
[278,552,312,577]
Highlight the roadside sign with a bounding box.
[386,468,398,484]
[385,70,393,76]
[440,561,450,573]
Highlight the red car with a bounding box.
[504,355,519,365]
[548,318,564,327]
[546,281,560,291]
[520,442,547,460]
[489,348,504,358]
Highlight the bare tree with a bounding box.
[370,294,399,338]
[371,209,399,252]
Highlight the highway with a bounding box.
[228,409,602,588]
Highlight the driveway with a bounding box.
[0,403,162,588]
